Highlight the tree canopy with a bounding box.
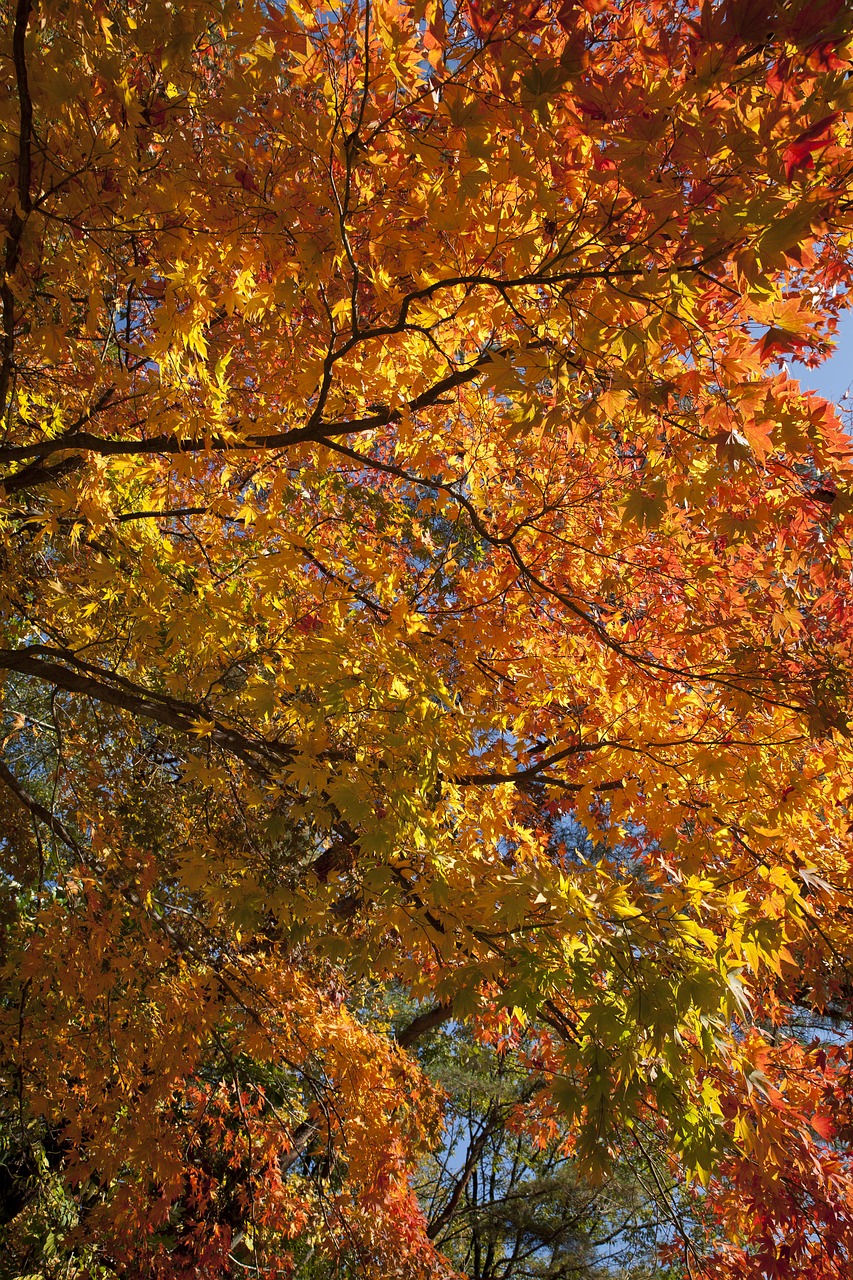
[2,0,853,1275]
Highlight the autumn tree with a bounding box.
[3,0,853,1275]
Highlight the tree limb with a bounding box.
[396,1001,454,1049]
[0,0,34,420]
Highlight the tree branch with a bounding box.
[396,1001,454,1049]
[0,0,34,420]
[0,756,82,855]
[427,1108,501,1240]
[0,350,496,473]
[0,647,284,775]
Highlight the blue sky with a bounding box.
[793,309,853,404]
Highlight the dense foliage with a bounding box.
[3,0,853,1275]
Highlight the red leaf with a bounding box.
[782,112,841,181]
[576,94,608,120]
[234,167,259,193]
[758,327,808,360]
[784,0,845,46]
[806,41,847,71]
[688,179,717,209]
[296,612,322,634]
[467,0,496,39]
[766,56,791,97]
[811,1112,836,1140]
[722,0,775,41]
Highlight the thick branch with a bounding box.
[0,756,82,854]
[0,0,34,418]
[396,1001,454,1049]
[277,1120,318,1175]
[0,351,494,473]
[0,647,283,774]
[3,455,86,495]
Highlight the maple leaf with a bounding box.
[811,1112,836,1140]
[758,326,810,360]
[234,167,260,193]
[782,112,841,181]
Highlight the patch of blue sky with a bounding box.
[793,307,853,407]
